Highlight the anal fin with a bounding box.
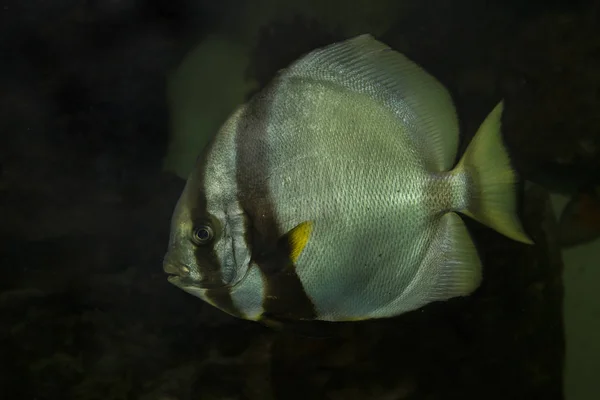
[424,212,482,302]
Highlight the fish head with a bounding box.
[162,163,251,298]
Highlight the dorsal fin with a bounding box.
[280,34,460,172]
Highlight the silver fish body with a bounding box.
[163,34,533,323]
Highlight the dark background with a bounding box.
[1,0,597,399]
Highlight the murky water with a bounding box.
[1,1,598,399]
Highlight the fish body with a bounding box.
[163,35,533,324]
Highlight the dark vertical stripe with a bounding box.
[234,85,317,321]
[186,141,241,318]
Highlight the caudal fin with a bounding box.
[454,101,534,245]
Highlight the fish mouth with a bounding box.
[162,262,231,289]
[163,262,190,284]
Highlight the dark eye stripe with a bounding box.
[187,143,240,317]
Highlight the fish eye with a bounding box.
[191,225,214,245]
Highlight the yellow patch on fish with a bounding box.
[286,221,313,263]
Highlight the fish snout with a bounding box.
[162,257,191,280]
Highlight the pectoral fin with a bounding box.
[278,221,313,263]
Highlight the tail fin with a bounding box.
[454,101,534,244]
